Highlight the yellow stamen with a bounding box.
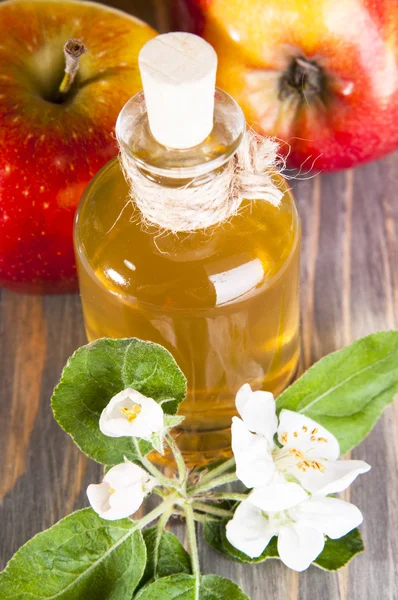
[297,458,326,473]
[108,487,115,494]
[311,427,318,435]
[302,425,308,432]
[120,404,142,423]
[293,431,298,438]
[310,435,317,442]
[312,461,326,472]
[289,448,304,459]
[318,437,328,443]
[281,432,288,444]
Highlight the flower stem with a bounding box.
[173,509,221,524]
[202,492,248,502]
[192,501,233,518]
[152,486,167,498]
[135,493,177,530]
[184,504,201,599]
[198,457,236,485]
[133,438,179,490]
[153,504,174,577]
[192,512,221,524]
[190,472,239,494]
[166,432,187,486]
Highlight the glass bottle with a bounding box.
[74,33,301,465]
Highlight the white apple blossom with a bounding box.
[226,491,363,571]
[87,462,157,521]
[99,388,164,440]
[232,383,371,493]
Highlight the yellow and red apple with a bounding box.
[175,0,398,171]
[0,0,156,293]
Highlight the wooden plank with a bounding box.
[0,294,101,562]
[1,153,396,598]
[347,155,398,600]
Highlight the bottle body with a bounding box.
[74,157,301,464]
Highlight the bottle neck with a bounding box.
[116,89,283,232]
[116,89,246,232]
[119,150,240,233]
[117,90,245,174]
[133,161,231,190]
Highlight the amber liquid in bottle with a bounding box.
[74,87,301,465]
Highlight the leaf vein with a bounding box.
[41,528,135,599]
[296,350,397,413]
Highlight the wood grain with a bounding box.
[0,295,45,502]
[0,3,397,598]
[1,156,396,599]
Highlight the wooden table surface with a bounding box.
[1,3,398,599]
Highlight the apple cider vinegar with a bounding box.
[74,33,301,465]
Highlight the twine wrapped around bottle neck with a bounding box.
[119,129,284,233]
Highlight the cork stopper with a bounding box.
[138,32,217,149]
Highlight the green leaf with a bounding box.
[140,527,191,589]
[200,575,250,599]
[135,574,195,600]
[203,519,226,556]
[164,414,185,429]
[134,574,249,599]
[204,519,363,570]
[0,508,146,600]
[51,338,187,465]
[276,331,398,453]
[314,529,364,570]
[151,433,165,455]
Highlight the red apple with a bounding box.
[0,0,156,293]
[175,0,398,171]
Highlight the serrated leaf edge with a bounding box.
[51,338,187,465]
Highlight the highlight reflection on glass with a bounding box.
[208,258,264,305]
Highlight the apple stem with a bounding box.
[59,39,87,97]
